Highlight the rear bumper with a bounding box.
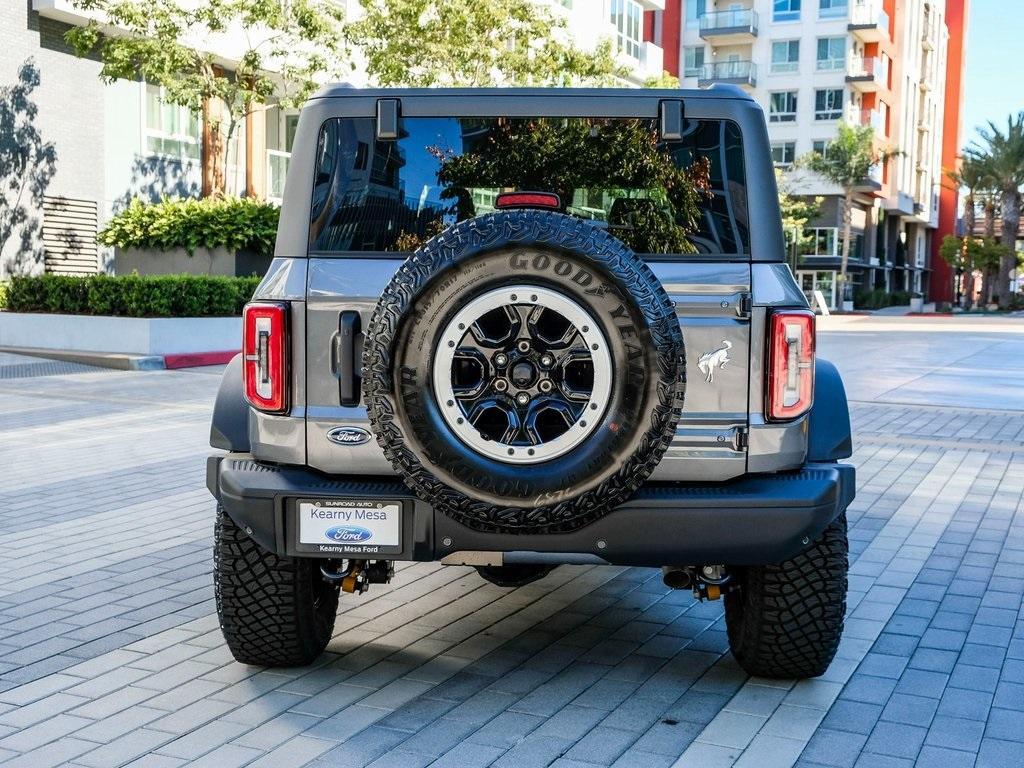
[207,454,855,567]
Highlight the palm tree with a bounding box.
[966,112,1024,309]
[945,155,992,309]
[801,123,898,307]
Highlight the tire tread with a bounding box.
[725,513,849,678]
[214,507,338,666]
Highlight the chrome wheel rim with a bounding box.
[432,285,613,464]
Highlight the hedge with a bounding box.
[855,289,912,310]
[98,196,279,257]
[1,274,262,317]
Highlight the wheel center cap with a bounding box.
[510,360,536,389]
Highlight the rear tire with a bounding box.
[724,512,848,678]
[214,507,339,666]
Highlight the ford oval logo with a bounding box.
[324,525,373,543]
[327,426,372,446]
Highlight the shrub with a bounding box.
[98,196,279,257]
[3,274,262,317]
[854,289,912,310]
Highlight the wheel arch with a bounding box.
[210,353,251,452]
[807,358,852,462]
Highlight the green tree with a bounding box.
[944,155,992,309]
[66,0,346,195]
[346,0,626,87]
[799,122,898,304]
[432,118,711,254]
[644,72,681,89]
[966,111,1024,308]
[776,169,822,271]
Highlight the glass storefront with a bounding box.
[797,270,837,311]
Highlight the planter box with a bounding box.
[0,312,241,356]
[115,246,271,277]
[909,297,924,312]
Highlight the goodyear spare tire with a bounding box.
[362,210,685,534]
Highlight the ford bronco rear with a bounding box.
[207,86,855,678]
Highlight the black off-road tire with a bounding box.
[724,512,849,678]
[214,507,339,667]
[362,210,685,535]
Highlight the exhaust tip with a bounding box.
[661,566,692,590]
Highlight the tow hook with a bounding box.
[662,565,732,601]
[321,560,394,594]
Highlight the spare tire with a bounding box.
[362,210,685,534]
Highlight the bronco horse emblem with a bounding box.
[697,340,732,383]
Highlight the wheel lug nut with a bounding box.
[539,380,553,393]
[517,340,530,353]
[494,353,508,367]
[494,379,509,392]
[540,354,554,367]
[516,392,530,406]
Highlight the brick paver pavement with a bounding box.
[0,317,1021,768]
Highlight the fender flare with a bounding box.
[210,353,251,452]
[807,358,852,462]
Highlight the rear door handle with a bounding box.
[337,311,362,406]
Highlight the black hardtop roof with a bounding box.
[309,84,753,102]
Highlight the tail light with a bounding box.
[243,302,289,413]
[767,309,814,421]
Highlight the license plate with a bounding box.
[297,499,401,552]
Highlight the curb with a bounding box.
[0,346,238,371]
[163,350,239,369]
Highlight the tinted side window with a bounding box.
[309,116,749,255]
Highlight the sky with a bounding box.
[960,0,1024,149]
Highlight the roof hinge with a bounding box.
[659,99,684,141]
[376,98,401,141]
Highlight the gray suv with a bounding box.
[207,86,855,678]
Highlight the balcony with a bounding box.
[921,12,938,50]
[698,9,758,43]
[849,0,890,43]
[847,106,886,136]
[638,40,665,80]
[267,149,290,203]
[697,60,757,89]
[846,56,887,92]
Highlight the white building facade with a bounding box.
[678,0,949,308]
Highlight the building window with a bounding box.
[877,101,889,135]
[814,88,844,120]
[686,0,707,26]
[818,0,848,18]
[144,84,200,161]
[812,140,832,159]
[773,0,801,22]
[683,47,705,77]
[770,40,800,74]
[816,37,846,70]
[801,227,839,256]
[610,0,642,60]
[769,91,798,122]
[772,141,797,168]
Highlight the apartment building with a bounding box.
[2,0,964,304]
[676,0,962,308]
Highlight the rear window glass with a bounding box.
[309,116,749,255]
